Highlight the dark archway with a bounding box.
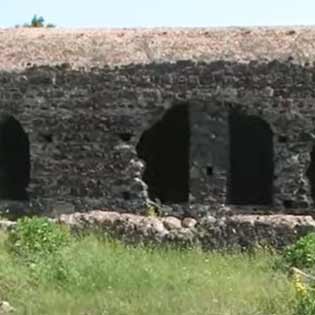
[306,145,315,203]
[228,110,274,205]
[0,114,30,200]
[136,103,190,204]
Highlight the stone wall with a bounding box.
[3,211,315,250]
[1,59,315,215]
[57,211,315,250]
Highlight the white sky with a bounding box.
[1,0,315,28]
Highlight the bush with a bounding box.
[6,217,71,260]
[46,23,56,28]
[282,233,315,269]
[19,15,56,28]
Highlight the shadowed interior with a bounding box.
[228,110,274,205]
[136,104,190,204]
[0,114,30,201]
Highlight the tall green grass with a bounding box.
[0,231,295,315]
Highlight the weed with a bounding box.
[282,233,315,269]
[6,217,71,260]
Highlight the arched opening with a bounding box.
[306,145,315,203]
[136,103,190,204]
[228,110,274,205]
[0,114,30,200]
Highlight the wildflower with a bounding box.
[293,273,308,297]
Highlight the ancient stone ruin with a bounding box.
[1,27,315,220]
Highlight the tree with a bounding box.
[31,15,45,27]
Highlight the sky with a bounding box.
[1,0,315,28]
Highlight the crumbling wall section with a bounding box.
[0,60,315,214]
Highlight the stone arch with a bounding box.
[227,110,274,205]
[0,114,30,200]
[136,103,190,204]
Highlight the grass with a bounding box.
[0,231,295,315]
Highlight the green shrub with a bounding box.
[282,233,315,269]
[6,217,71,260]
[295,292,315,315]
[46,23,56,28]
[20,15,56,28]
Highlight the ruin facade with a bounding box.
[1,27,315,216]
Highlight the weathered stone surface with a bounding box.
[58,211,315,249]
[182,217,197,228]
[0,301,15,314]
[5,59,313,215]
[202,214,218,223]
[162,217,182,230]
[0,220,16,231]
[0,201,34,219]
[0,29,315,216]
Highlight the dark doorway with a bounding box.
[136,103,190,203]
[228,110,274,205]
[0,114,30,200]
[306,145,315,203]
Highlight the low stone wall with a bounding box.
[57,211,315,250]
[2,210,314,250]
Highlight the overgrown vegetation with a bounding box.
[279,233,315,315]
[292,271,315,315]
[6,217,70,261]
[282,233,315,269]
[1,217,315,314]
[15,15,56,28]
